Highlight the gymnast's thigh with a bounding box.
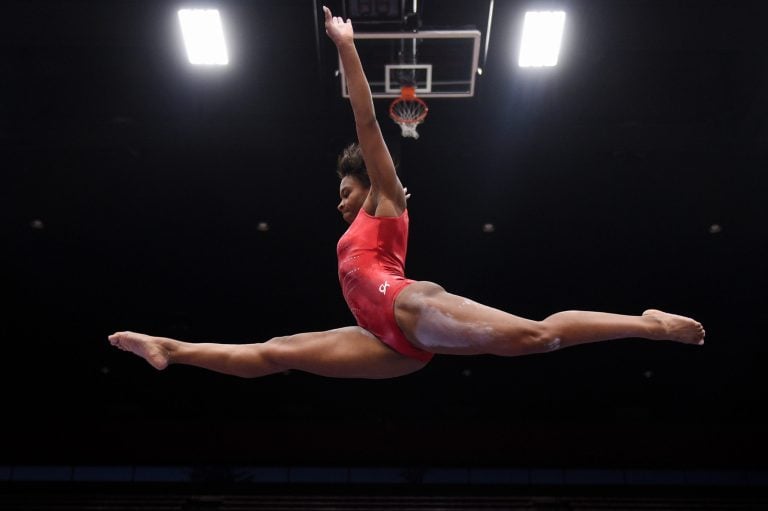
[262,326,428,379]
[396,282,544,356]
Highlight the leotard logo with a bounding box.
[379,281,390,295]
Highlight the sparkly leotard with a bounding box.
[337,208,434,362]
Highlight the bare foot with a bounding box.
[108,331,171,370]
[642,309,705,345]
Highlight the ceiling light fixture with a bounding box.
[178,9,229,65]
[519,11,566,68]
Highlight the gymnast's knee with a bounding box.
[515,320,561,355]
[246,336,291,376]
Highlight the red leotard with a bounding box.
[337,208,434,362]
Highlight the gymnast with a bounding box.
[108,6,704,379]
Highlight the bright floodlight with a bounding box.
[178,9,229,65]
[519,11,566,68]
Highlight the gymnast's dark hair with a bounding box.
[336,143,371,188]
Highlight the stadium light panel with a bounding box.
[519,11,566,68]
[178,9,229,65]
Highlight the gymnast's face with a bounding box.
[338,175,369,224]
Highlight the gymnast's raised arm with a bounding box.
[323,6,406,217]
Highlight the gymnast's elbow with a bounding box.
[355,116,378,130]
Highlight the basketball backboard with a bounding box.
[338,30,481,98]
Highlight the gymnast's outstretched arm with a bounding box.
[323,6,405,216]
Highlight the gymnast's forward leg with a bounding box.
[108,327,427,379]
[395,282,705,356]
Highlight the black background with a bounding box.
[2,0,767,469]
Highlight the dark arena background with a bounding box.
[3,0,768,509]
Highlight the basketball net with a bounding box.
[389,86,429,139]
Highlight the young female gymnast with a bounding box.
[108,6,705,379]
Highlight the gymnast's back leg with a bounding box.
[108,327,427,379]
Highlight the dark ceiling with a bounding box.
[2,0,767,468]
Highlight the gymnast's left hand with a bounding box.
[323,6,354,47]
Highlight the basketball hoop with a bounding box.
[389,86,429,139]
